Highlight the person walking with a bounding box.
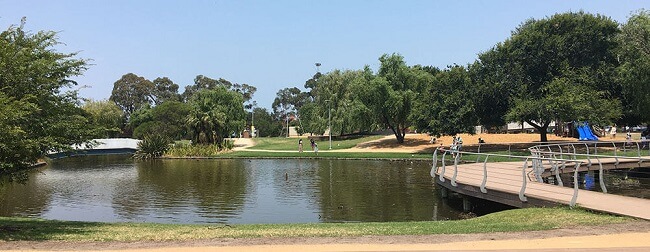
[310,138,315,150]
[298,139,303,152]
[611,125,617,139]
[314,142,319,155]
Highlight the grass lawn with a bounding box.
[0,208,626,242]
[220,151,432,160]
[247,135,384,151]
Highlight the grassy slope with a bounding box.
[0,208,626,241]
[247,135,384,151]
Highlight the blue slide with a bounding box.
[577,122,598,141]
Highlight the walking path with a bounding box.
[6,231,650,251]
[436,161,650,220]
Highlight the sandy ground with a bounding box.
[1,222,649,251]
[233,133,572,153]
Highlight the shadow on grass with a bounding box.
[0,218,100,241]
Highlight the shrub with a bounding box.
[166,142,221,157]
[133,134,171,159]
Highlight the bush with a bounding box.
[166,142,221,157]
[222,139,235,150]
[133,134,171,159]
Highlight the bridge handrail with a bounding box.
[431,148,583,207]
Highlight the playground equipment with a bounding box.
[576,122,598,141]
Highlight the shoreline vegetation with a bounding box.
[0,208,628,242]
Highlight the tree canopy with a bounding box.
[187,87,246,146]
[476,11,622,141]
[618,10,650,124]
[0,20,95,178]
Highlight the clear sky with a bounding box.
[1,1,646,109]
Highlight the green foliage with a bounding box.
[618,10,650,124]
[130,101,191,140]
[412,65,477,136]
[0,20,95,178]
[477,11,621,141]
[352,54,423,143]
[82,99,124,138]
[187,87,246,146]
[166,142,221,157]
[250,107,282,137]
[182,75,257,109]
[109,73,154,120]
[151,77,181,105]
[133,135,171,159]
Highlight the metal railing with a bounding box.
[431,148,584,207]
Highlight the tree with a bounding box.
[110,73,154,120]
[272,87,310,135]
[187,87,246,146]
[82,99,124,138]
[130,101,191,140]
[353,54,422,143]
[152,77,181,105]
[0,20,95,178]
[182,75,257,110]
[411,65,477,136]
[618,10,650,124]
[310,70,374,136]
[248,107,282,137]
[479,12,621,141]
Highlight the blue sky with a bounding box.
[1,1,646,109]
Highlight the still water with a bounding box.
[0,156,479,224]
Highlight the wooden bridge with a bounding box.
[432,141,650,220]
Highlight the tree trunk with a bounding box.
[526,120,550,142]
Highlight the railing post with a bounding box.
[596,156,607,193]
[480,156,488,193]
[519,158,529,202]
[570,162,581,208]
[430,148,438,179]
[584,143,592,169]
[571,144,577,160]
[451,152,459,187]
[556,160,564,187]
[636,142,642,164]
[439,151,447,182]
[612,142,620,167]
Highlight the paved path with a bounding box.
[437,161,650,220]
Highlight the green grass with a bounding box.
[220,151,432,159]
[0,208,627,242]
[248,135,384,151]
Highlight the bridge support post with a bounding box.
[440,187,449,198]
[462,196,472,212]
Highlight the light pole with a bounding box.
[325,100,331,149]
[251,109,255,138]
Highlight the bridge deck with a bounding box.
[436,161,650,220]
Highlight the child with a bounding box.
[314,142,319,155]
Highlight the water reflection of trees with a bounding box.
[317,160,437,222]
[0,170,52,217]
[112,159,247,222]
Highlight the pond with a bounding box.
[1,156,496,224]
